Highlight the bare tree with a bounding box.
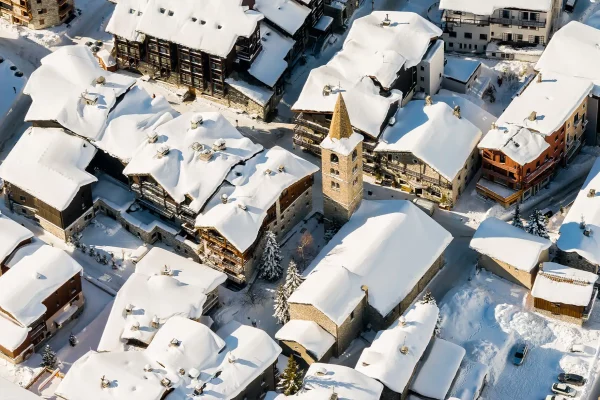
[296,231,314,271]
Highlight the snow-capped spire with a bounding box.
[328,94,353,140]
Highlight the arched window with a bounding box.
[330,168,335,174]
[352,149,358,161]
[330,153,339,163]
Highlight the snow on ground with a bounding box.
[0,54,26,124]
[442,269,600,400]
[213,213,325,339]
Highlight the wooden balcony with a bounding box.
[381,162,453,190]
[443,15,490,27]
[294,113,330,135]
[523,158,556,185]
[482,157,519,173]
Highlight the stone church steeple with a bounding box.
[320,94,363,229]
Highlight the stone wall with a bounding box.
[479,253,544,289]
[27,0,73,29]
[278,339,333,369]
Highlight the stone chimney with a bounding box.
[425,95,433,106]
[528,111,537,121]
[453,105,461,119]
[537,72,542,83]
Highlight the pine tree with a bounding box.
[40,345,57,368]
[526,209,549,239]
[278,356,304,396]
[284,261,304,297]
[259,231,283,282]
[512,203,524,230]
[273,285,290,325]
[420,290,436,305]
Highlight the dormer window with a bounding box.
[200,20,206,24]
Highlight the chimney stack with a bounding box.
[453,105,461,119]
[528,111,537,121]
[537,73,542,83]
[425,96,433,106]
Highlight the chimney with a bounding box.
[400,345,409,354]
[491,121,497,130]
[125,304,134,314]
[151,315,159,329]
[170,338,180,347]
[101,376,110,389]
[221,193,229,204]
[537,72,542,83]
[190,115,203,130]
[278,164,285,173]
[382,13,391,26]
[453,105,461,119]
[144,364,153,372]
[130,321,140,331]
[161,265,172,276]
[228,352,237,364]
[147,131,158,144]
[96,75,106,85]
[528,111,537,121]
[425,96,433,106]
[178,368,186,376]
[588,189,596,198]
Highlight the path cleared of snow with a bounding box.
[442,269,600,400]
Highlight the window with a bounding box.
[530,12,538,21]
[420,66,424,71]
[352,149,357,161]
[521,11,529,20]
[330,153,339,163]
[464,32,472,39]
[350,311,355,320]
[352,165,358,174]
[449,31,457,38]
[499,154,506,163]
[19,195,26,202]
[420,77,424,82]
[353,177,358,185]
[459,43,463,49]
[448,42,454,48]
[37,8,46,13]
[502,10,510,19]
[480,33,487,40]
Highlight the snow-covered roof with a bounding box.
[0,245,82,327]
[303,363,384,400]
[0,214,33,263]
[266,389,339,400]
[59,318,281,400]
[497,71,592,137]
[255,0,310,36]
[532,262,598,306]
[439,0,552,15]
[0,127,97,211]
[478,124,549,166]
[106,0,148,42]
[0,313,29,352]
[314,15,333,31]
[196,146,319,252]
[134,0,263,58]
[135,247,227,292]
[23,46,136,140]
[355,302,440,394]
[289,200,452,325]
[433,92,497,134]
[293,11,441,138]
[320,131,363,156]
[275,320,335,359]
[98,256,224,352]
[0,376,43,400]
[248,22,295,88]
[470,217,551,272]
[375,101,482,181]
[123,112,262,213]
[95,86,177,162]
[225,76,274,106]
[557,157,600,265]
[444,57,481,83]
[410,338,466,400]
[536,22,600,97]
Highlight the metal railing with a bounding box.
[489,17,546,27]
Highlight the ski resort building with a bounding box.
[98,247,226,352]
[0,214,33,274]
[535,22,600,146]
[476,71,593,207]
[0,242,84,364]
[291,11,444,174]
[106,0,323,119]
[0,0,74,29]
[532,262,598,325]
[557,157,600,274]
[470,217,551,289]
[375,97,482,208]
[439,0,562,59]
[57,317,281,400]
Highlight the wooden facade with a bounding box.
[533,297,586,319]
[477,125,565,206]
[0,271,83,363]
[4,182,94,231]
[114,35,145,70]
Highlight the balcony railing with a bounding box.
[489,17,546,27]
[294,113,330,135]
[523,158,556,185]
[444,16,490,26]
[381,161,452,190]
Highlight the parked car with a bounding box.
[512,343,528,366]
[540,208,554,218]
[570,344,585,353]
[545,395,567,400]
[551,383,577,397]
[558,373,586,386]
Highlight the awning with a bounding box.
[55,304,79,328]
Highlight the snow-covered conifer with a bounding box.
[259,231,283,281]
[526,209,549,239]
[284,261,304,296]
[41,345,57,368]
[273,285,290,325]
[512,203,524,230]
[278,356,303,396]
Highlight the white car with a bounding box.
[551,383,576,398]
[546,395,568,400]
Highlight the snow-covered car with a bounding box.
[551,383,577,397]
[558,373,586,386]
[570,344,585,353]
[545,395,568,400]
[512,343,528,366]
